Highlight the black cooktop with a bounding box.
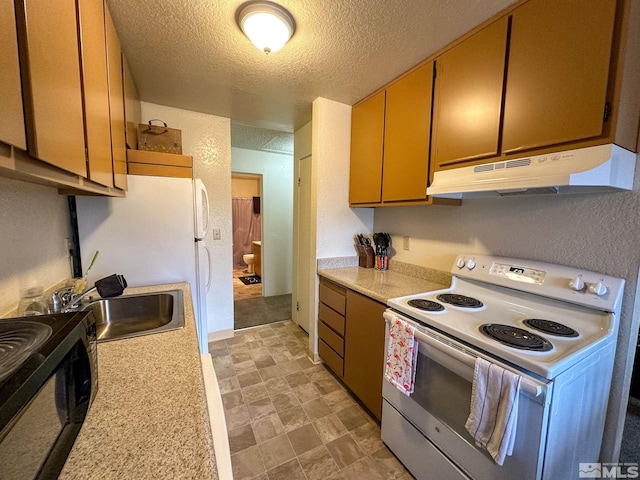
[480,324,553,351]
[437,293,484,309]
[523,318,579,337]
[407,299,445,312]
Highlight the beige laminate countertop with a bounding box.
[59,282,217,480]
[317,266,448,304]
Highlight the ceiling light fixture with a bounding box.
[237,1,295,55]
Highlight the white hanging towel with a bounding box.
[384,316,419,396]
[465,357,522,466]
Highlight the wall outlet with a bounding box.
[213,228,221,240]
[403,236,410,251]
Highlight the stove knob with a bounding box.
[588,281,607,296]
[456,258,466,269]
[466,259,476,270]
[569,276,585,291]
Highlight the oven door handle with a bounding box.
[384,311,546,399]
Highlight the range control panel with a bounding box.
[452,254,625,313]
[489,263,546,285]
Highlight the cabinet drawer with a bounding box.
[319,280,346,315]
[319,340,344,378]
[318,321,344,357]
[318,303,345,336]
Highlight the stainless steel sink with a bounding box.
[83,290,184,342]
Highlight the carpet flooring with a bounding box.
[235,294,292,330]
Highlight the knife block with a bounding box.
[356,245,374,268]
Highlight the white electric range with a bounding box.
[382,254,625,480]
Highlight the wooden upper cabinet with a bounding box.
[432,18,509,167]
[382,62,433,202]
[78,0,114,188]
[0,0,26,149]
[15,0,87,177]
[349,92,385,204]
[502,0,617,154]
[123,54,141,150]
[105,5,127,190]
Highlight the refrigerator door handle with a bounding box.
[200,182,211,238]
[204,244,212,293]
[194,179,211,240]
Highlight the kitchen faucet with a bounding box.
[52,285,98,313]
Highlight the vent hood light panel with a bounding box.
[426,144,637,197]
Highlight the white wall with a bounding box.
[0,177,71,316]
[374,183,640,460]
[308,98,374,355]
[140,102,234,338]
[231,147,293,297]
[313,98,373,259]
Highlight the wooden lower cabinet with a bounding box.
[344,290,386,420]
[318,279,347,379]
[317,277,387,421]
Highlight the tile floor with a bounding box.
[208,320,412,480]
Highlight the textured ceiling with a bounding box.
[106,0,516,133]
[231,123,293,154]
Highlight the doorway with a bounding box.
[229,139,294,331]
[231,173,262,302]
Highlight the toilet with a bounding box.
[243,254,255,274]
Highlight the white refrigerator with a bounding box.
[75,175,212,353]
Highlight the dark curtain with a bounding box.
[232,197,261,268]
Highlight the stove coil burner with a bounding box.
[436,294,484,309]
[480,324,553,351]
[523,319,579,337]
[407,299,445,312]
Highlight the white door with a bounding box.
[295,154,312,332]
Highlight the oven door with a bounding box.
[381,310,550,480]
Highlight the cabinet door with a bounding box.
[349,92,385,205]
[382,62,433,202]
[123,54,141,150]
[432,18,508,167]
[78,0,114,188]
[0,0,26,149]
[344,289,387,420]
[105,5,127,190]
[16,0,87,176]
[502,0,616,153]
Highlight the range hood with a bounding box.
[427,144,637,197]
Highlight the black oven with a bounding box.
[0,311,98,480]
